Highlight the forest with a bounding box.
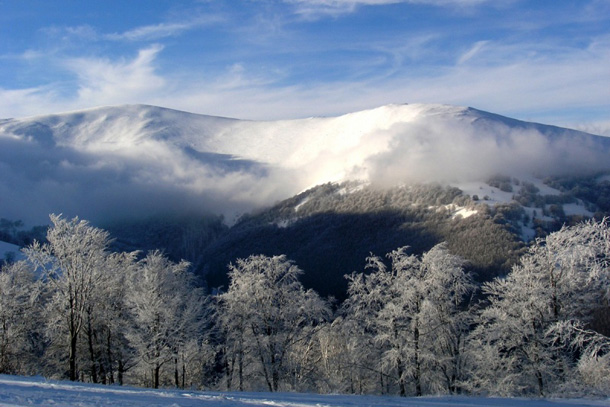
[0,213,608,398]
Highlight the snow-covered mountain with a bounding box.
[1,103,609,225]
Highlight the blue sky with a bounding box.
[1,0,609,131]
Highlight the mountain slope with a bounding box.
[1,103,609,225]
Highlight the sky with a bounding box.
[1,0,609,133]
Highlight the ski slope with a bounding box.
[0,375,607,407]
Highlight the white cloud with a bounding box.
[0,31,608,133]
[457,40,489,64]
[106,23,195,41]
[286,0,490,17]
[573,121,610,138]
[105,15,223,41]
[0,86,66,119]
[154,35,609,123]
[65,45,166,106]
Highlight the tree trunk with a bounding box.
[154,364,161,389]
[271,351,279,392]
[536,369,544,397]
[397,356,406,397]
[225,351,234,391]
[69,332,78,381]
[174,357,179,388]
[118,359,124,386]
[414,322,422,397]
[106,331,114,385]
[182,356,186,389]
[238,348,244,391]
[87,315,98,384]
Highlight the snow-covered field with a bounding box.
[0,375,606,407]
[0,241,23,263]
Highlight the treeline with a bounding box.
[203,182,523,299]
[0,214,609,397]
[0,218,46,247]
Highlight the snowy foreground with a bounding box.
[0,376,607,407]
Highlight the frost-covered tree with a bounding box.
[313,317,379,395]
[81,250,138,385]
[548,320,610,395]
[418,244,476,394]
[343,250,409,395]
[218,255,330,392]
[0,260,41,374]
[126,250,208,389]
[468,219,610,396]
[343,243,474,396]
[25,215,114,382]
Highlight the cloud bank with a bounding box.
[363,116,610,187]
[0,136,295,226]
[2,104,608,227]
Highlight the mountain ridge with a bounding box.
[1,103,609,225]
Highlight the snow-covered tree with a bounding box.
[0,260,41,374]
[218,255,330,392]
[313,317,379,395]
[25,214,114,382]
[343,243,475,396]
[418,244,476,394]
[126,250,208,389]
[548,320,610,395]
[81,250,138,385]
[468,219,610,396]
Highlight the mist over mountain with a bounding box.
[1,103,609,227]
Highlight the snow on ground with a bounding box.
[445,205,478,219]
[0,241,23,263]
[456,181,515,206]
[563,202,594,217]
[456,176,562,207]
[0,375,607,407]
[294,197,310,212]
[453,207,478,219]
[518,175,561,196]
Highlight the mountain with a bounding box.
[199,174,610,298]
[2,103,610,297]
[2,103,609,226]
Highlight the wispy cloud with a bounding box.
[1,32,608,127]
[574,121,610,138]
[106,23,195,41]
[286,0,491,18]
[457,40,489,64]
[65,45,166,106]
[105,15,223,41]
[0,0,607,132]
